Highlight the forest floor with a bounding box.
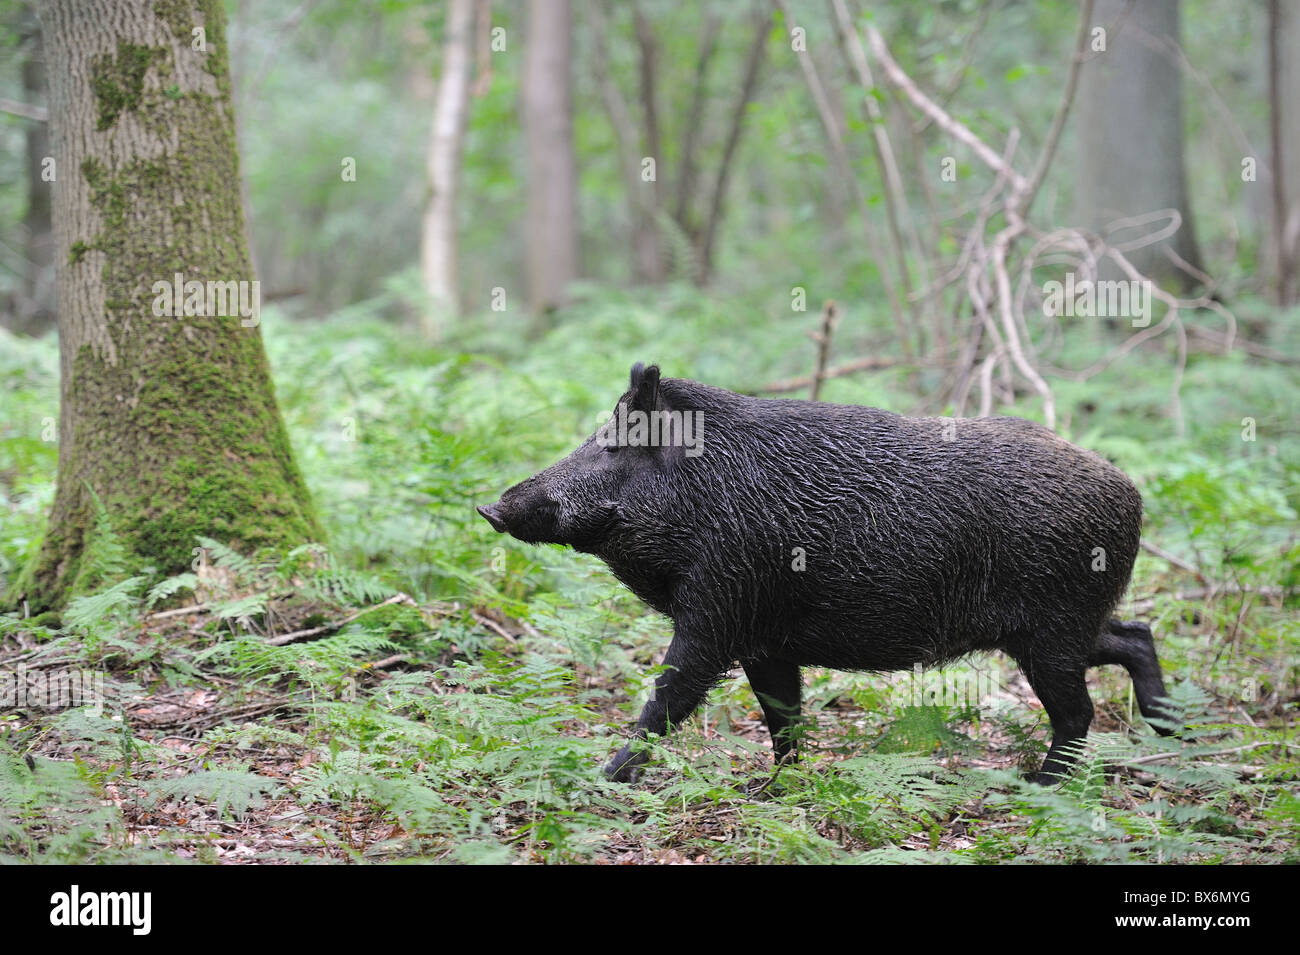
[3,580,1295,864]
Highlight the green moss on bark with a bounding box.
[15,1,321,611]
[89,41,163,131]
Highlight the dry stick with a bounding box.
[989,0,1103,421]
[830,0,923,358]
[149,602,211,621]
[1126,585,1285,615]
[865,25,1056,423]
[0,96,47,121]
[471,610,518,644]
[1139,539,1206,582]
[808,301,840,401]
[760,355,913,395]
[864,25,1028,192]
[1104,245,1193,430]
[975,345,1003,418]
[1021,225,1233,389]
[952,134,1022,414]
[265,593,415,647]
[991,219,1056,428]
[772,0,906,341]
[1125,741,1297,768]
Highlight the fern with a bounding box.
[62,575,146,633]
[208,592,269,624]
[67,487,132,596]
[146,572,198,609]
[195,535,261,582]
[149,766,285,819]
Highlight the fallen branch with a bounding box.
[265,593,416,646]
[0,96,47,122]
[1125,741,1298,767]
[1139,539,1206,582]
[1126,585,1286,615]
[149,602,212,621]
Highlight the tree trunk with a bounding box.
[522,0,578,314]
[3,3,55,336]
[629,5,664,282]
[420,0,474,337]
[1270,0,1300,306]
[696,8,771,285]
[589,0,662,284]
[1076,0,1203,288]
[15,0,320,611]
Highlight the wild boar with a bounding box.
[478,363,1173,784]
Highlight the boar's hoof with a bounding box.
[604,745,645,783]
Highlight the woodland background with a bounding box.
[0,0,1296,863]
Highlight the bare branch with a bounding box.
[808,300,840,401]
[0,97,47,122]
[864,25,1029,192]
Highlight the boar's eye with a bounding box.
[601,443,620,455]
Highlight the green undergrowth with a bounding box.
[1,296,1297,862]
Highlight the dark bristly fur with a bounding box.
[477,363,1176,785]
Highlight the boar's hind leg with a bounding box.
[1090,620,1178,737]
[604,630,725,783]
[1016,650,1094,785]
[741,658,803,766]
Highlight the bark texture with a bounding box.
[1270,0,1300,306]
[522,0,579,313]
[1076,0,1203,286]
[420,0,474,335]
[17,0,320,610]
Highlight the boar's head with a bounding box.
[477,362,672,553]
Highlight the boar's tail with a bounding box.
[1089,619,1179,737]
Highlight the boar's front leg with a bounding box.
[604,621,726,783]
[741,658,802,766]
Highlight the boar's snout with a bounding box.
[476,503,509,533]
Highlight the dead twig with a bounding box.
[265,594,416,647]
[808,301,840,401]
[758,355,917,395]
[1139,540,1206,582]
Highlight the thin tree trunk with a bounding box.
[5,3,54,335]
[523,0,578,315]
[697,7,771,285]
[420,0,474,337]
[673,12,722,234]
[631,5,664,281]
[1076,0,1203,288]
[1270,0,1300,306]
[590,0,661,283]
[15,0,320,611]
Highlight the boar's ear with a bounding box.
[628,362,661,412]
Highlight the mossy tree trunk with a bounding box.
[18,0,321,610]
